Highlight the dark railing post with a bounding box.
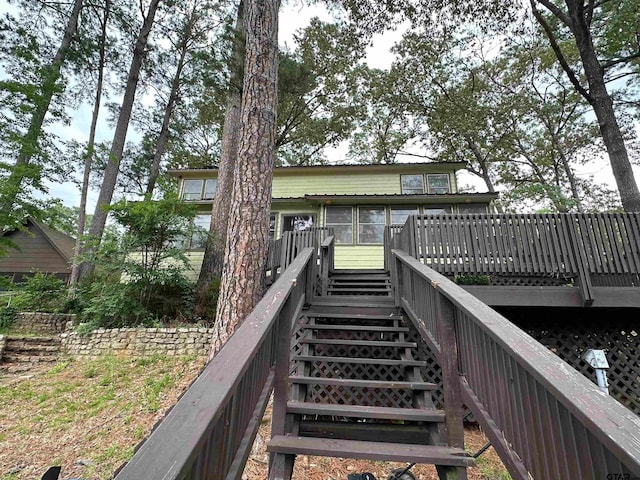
[393,250,402,308]
[563,215,594,306]
[269,271,305,480]
[435,292,465,452]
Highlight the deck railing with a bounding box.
[115,248,316,480]
[386,213,640,305]
[391,248,640,480]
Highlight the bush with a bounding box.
[0,305,18,330]
[12,272,66,312]
[81,281,154,329]
[454,274,491,286]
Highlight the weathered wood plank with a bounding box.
[286,401,444,421]
[267,436,474,466]
[289,376,437,390]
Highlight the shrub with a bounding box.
[0,305,18,330]
[12,272,66,312]
[454,274,491,286]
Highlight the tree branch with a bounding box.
[601,52,640,70]
[534,0,570,26]
[530,0,592,102]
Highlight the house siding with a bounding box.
[271,171,458,198]
[0,229,70,274]
[334,245,384,269]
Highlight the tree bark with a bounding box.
[78,0,162,280]
[564,2,640,211]
[69,0,110,287]
[533,0,640,211]
[145,4,197,197]
[194,0,245,317]
[0,0,83,213]
[210,0,279,356]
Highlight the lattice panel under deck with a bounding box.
[307,361,403,382]
[305,384,414,408]
[518,318,640,415]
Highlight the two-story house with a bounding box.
[168,162,497,276]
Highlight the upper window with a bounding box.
[390,206,418,225]
[182,179,217,201]
[325,206,353,244]
[401,175,424,194]
[426,174,451,194]
[358,206,385,244]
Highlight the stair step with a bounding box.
[289,376,437,390]
[4,344,60,353]
[331,269,387,275]
[305,312,402,321]
[329,281,390,285]
[2,354,58,363]
[268,436,473,466]
[311,297,395,307]
[286,401,444,422]
[299,339,416,348]
[327,288,390,292]
[301,324,408,332]
[292,355,426,367]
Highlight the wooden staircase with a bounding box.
[268,270,473,479]
[325,269,392,297]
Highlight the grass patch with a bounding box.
[0,354,207,479]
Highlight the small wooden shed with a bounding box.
[0,218,75,283]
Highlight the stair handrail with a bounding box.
[115,248,315,480]
[392,248,640,480]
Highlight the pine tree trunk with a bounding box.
[69,0,110,287]
[0,0,83,212]
[78,0,162,280]
[210,0,278,356]
[145,6,196,197]
[194,0,245,317]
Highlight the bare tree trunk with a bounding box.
[0,0,83,212]
[78,0,162,280]
[145,4,197,197]
[194,0,245,317]
[69,0,110,288]
[210,0,279,356]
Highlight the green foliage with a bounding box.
[11,272,66,312]
[0,305,18,330]
[76,195,197,329]
[454,274,490,286]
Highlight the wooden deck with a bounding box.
[387,213,640,308]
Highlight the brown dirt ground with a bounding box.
[0,357,509,480]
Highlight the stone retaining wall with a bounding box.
[14,313,76,335]
[61,327,213,359]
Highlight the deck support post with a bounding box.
[435,292,467,480]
